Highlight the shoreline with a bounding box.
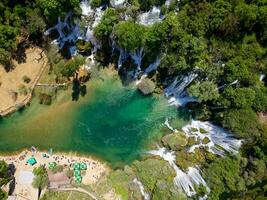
[0,148,110,185]
[0,47,48,117]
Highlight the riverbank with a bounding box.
[0,47,48,117]
[0,149,109,184]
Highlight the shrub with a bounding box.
[22,75,31,83]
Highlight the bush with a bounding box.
[18,84,28,95]
[22,75,31,83]
[39,93,52,105]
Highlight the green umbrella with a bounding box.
[75,176,82,183]
[74,170,81,177]
[80,162,87,170]
[48,162,57,169]
[73,162,80,170]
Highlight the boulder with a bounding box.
[137,78,155,95]
[161,133,188,151]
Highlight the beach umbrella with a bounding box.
[48,162,57,169]
[73,162,80,170]
[74,170,81,177]
[27,157,37,166]
[75,176,82,183]
[80,162,87,170]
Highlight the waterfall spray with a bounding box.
[133,178,150,200]
[148,147,209,197]
[182,120,242,156]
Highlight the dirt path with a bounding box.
[54,187,98,200]
[0,47,48,116]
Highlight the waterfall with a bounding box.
[80,0,93,16]
[164,73,198,107]
[182,120,242,156]
[148,147,209,197]
[137,6,162,26]
[144,57,160,74]
[130,48,145,77]
[135,57,160,85]
[118,48,128,69]
[165,0,171,8]
[44,12,81,56]
[260,74,265,82]
[218,80,238,90]
[133,178,150,200]
[164,118,178,133]
[110,0,125,7]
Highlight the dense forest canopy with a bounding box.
[0,0,266,199]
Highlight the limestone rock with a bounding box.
[137,78,155,95]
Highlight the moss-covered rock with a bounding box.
[187,136,200,146]
[76,39,92,53]
[202,137,210,144]
[199,128,208,134]
[175,151,196,171]
[152,180,186,200]
[161,133,188,151]
[133,158,176,192]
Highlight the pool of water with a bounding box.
[0,68,189,166]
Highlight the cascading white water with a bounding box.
[135,57,160,85]
[44,12,81,56]
[130,48,145,76]
[133,178,150,200]
[164,118,178,133]
[80,0,93,16]
[118,48,128,69]
[110,0,125,7]
[182,120,242,156]
[218,80,238,90]
[138,6,162,26]
[164,73,198,107]
[144,57,160,74]
[259,74,265,82]
[148,147,209,197]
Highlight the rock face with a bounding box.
[137,78,155,95]
[161,133,188,151]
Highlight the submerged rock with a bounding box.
[137,78,155,95]
[162,133,188,151]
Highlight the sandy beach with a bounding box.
[0,149,109,200]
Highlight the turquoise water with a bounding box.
[0,69,188,165]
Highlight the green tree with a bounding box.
[221,87,256,109]
[222,108,261,139]
[32,165,49,199]
[0,160,8,178]
[204,156,246,200]
[113,21,147,52]
[188,81,219,102]
[94,8,119,40]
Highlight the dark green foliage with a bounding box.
[36,0,80,24]
[188,81,219,102]
[204,156,246,200]
[94,8,119,40]
[113,21,146,52]
[0,160,8,200]
[222,108,261,139]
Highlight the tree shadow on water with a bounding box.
[72,79,87,101]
